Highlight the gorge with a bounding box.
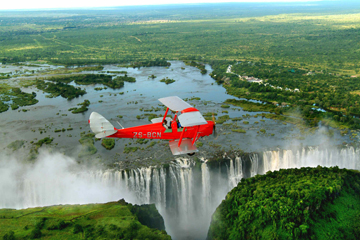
[1,146,359,239]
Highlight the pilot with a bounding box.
[177,119,182,128]
[163,119,169,129]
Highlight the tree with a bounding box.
[3,231,15,240]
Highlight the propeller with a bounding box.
[212,113,217,138]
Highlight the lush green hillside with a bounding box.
[0,199,171,240]
[207,166,360,240]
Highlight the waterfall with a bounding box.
[262,146,359,174]
[1,146,359,239]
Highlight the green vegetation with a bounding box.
[34,137,53,148]
[7,140,25,151]
[69,99,90,114]
[208,166,360,240]
[1,3,360,128]
[48,74,111,84]
[136,113,161,122]
[211,60,360,129]
[195,141,203,147]
[262,113,305,127]
[0,101,9,113]
[73,65,103,71]
[231,129,246,133]
[0,200,170,240]
[78,133,97,157]
[107,70,127,74]
[136,138,149,145]
[113,75,136,83]
[145,141,157,149]
[45,74,135,89]
[188,97,201,101]
[36,80,86,100]
[124,146,140,154]
[232,117,243,121]
[160,77,175,85]
[184,60,207,74]
[54,65,104,73]
[225,99,277,113]
[203,112,217,120]
[101,138,115,150]
[141,106,162,112]
[0,84,38,113]
[216,115,230,124]
[29,137,54,159]
[0,3,358,72]
[125,60,171,68]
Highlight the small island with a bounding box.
[159,77,175,85]
[68,99,90,114]
[101,138,115,150]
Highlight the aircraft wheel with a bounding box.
[187,152,195,156]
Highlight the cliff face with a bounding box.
[129,202,166,231]
[207,166,360,240]
[0,199,171,240]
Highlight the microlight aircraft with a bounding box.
[89,96,215,155]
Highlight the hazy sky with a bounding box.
[1,0,323,10]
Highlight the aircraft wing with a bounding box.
[158,96,208,127]
[158,96,193,111]
[178,111,208,127]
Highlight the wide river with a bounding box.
[1,61,352,166]
[0,61,358,240]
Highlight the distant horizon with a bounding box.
[0,0,328,11]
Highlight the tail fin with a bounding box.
[89,112,117,138]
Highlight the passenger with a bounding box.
[177,120,182,128]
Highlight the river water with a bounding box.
[0,61,358,239]
[0,61,352,163]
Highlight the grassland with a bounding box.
[0,200,170,240]
[0,3,360,75]
[1,2,360,129]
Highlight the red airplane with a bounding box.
[89,96,215,155]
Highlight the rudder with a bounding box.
[89,112,117,138]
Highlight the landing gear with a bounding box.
[187,152,195,156]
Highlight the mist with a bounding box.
[0,150,136,209]
[1,144,359,240]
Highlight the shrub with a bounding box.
[29,228,42,239]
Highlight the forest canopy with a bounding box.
[207,166,360,240]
